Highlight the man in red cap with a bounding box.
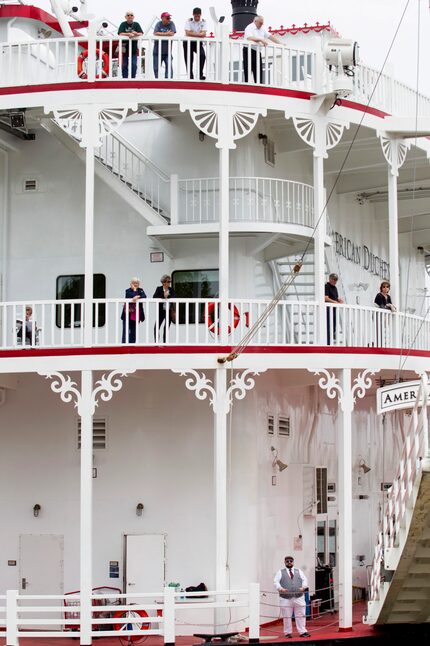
[153,12,176,78]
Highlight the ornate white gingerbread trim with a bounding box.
[39,370,135,415]
[180,105,266,149]
[291,116,349,158]
[173,368,266,414]
[310,368,379,412]
[46,104,137,147]
[379,136,409,176]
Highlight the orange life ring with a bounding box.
[77,49,109,79]
[207,302,240,336]
[112,608,150,640]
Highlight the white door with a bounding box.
[125,534,165,603]
[19,534,64,629]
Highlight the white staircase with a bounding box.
[42,120,171,226]
[365,376,430,624]
[268,250,330,343]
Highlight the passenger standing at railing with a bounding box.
[374,281,396,347]
[324,273,343,345]
[242,15,284,83]
[118,10,143,78]
[121,277,146,344]
[274,556,310,639]
[153,274,176,343]
[183,7,207,80]
[153,12,176,79]
[374,281,396,312]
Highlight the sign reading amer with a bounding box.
[377,380,430,414]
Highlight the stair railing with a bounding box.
[95,131,171,220]
[367,374,429,607]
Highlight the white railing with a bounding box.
[1,35,430,117]
[3,585,260,644]
[95,131,171,220]
[2,300,430,351]
[352,63,430,117]
[177,177,314,226]
[367,375,429,610]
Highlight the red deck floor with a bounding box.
[0,602,386,644]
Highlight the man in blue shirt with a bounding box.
[153,12,176,78]
[118,10,143,78]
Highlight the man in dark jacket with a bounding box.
[153,274,176,342]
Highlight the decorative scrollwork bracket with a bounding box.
[310,368,379,413]
[39,370,135,415]
[173,368,266,414]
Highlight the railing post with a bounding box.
[248,583,260,643]
[163,586,175,645]
[219,23,229,84]
[170,174,178,225]
[87,20,97,83]
[6,589,18,646]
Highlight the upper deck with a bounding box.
[0,15,429,124]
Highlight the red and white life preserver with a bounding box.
[207,302,241,336]
[77,49,109,79]
[113,608,150,641]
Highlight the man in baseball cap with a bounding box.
[153,12,176,78]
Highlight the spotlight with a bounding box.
[359,458,371,474]
[270,446,288,472]
[198,131,205,142]
[33,504,41,517]
[136,503,144,516]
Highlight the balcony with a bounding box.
[1,300,429,352]
[1,35,430,118]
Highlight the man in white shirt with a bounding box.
[243,15,284,83]
[184,7,207,80]
[274,556,311,638]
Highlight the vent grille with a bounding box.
[77,418,107,450]
[278,416,290,437]
[316,467,328,514]
[267,414,274,435]
[24,179,38,192]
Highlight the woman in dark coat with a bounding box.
[153,274,176,342]
[121,277,146,343]
[374,281,396,311]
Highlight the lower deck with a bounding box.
[0,602,411,645]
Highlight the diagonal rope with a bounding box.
[219,0,412,364]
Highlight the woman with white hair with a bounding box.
[153,274,176,342]
[121,277,146,343]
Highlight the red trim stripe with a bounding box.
[0,345,429,359]
[0,81,390,119]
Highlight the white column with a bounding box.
[214,366,228,590]
[313,154,326,343]
[80,370,93,645]
[387,168,399,307]
[219,146,230,345]
[84,141,95,347]
[214,365,228,633]
[338,368,353,630]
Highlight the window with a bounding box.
[172,269,219,324]
[56,274,106,328]
[267,414,274,435]
[77,418,107,450]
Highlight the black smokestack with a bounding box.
[231,0,259,32]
